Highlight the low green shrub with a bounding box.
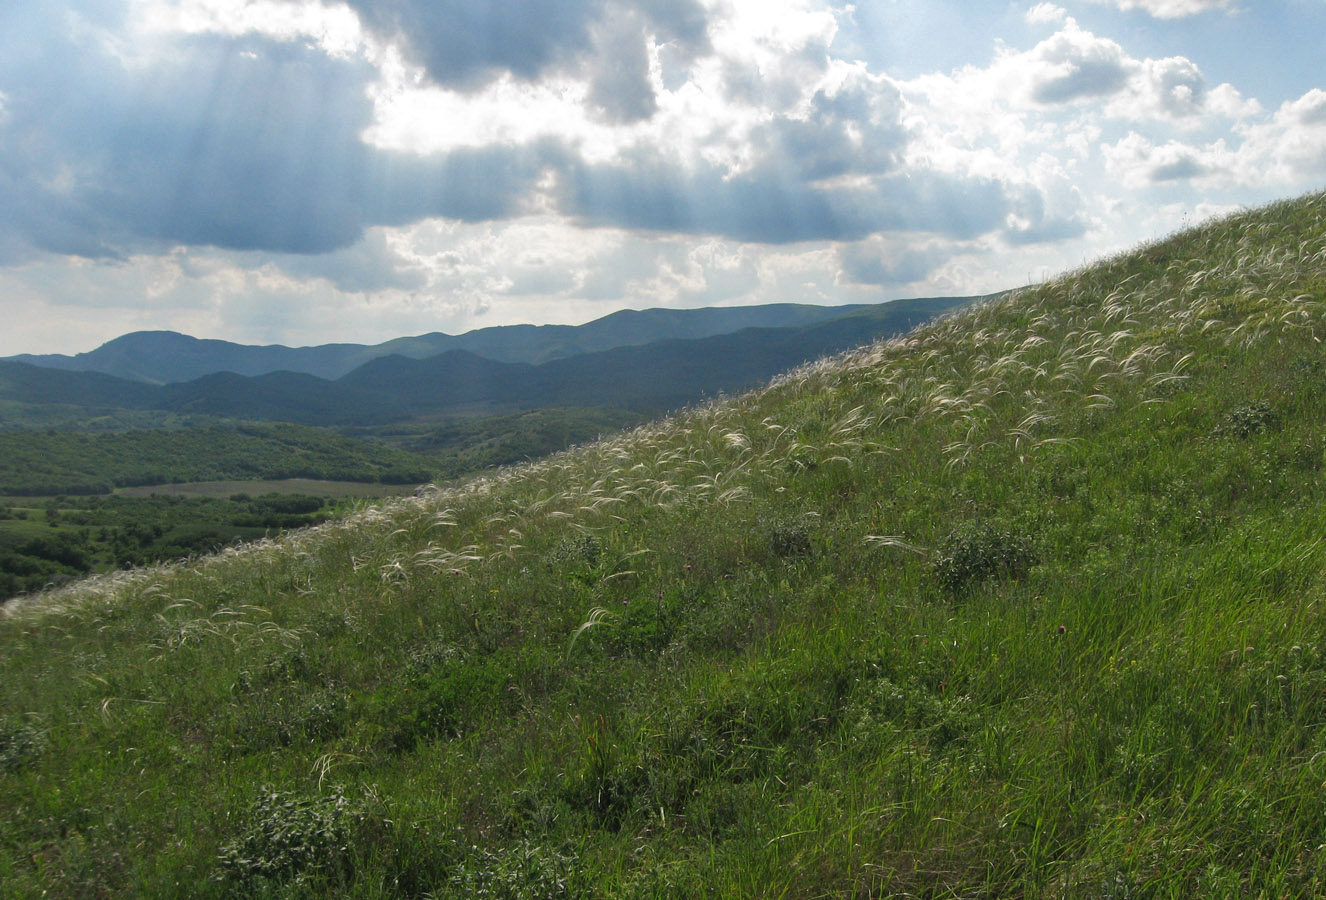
[439,840,577,899]
[932,523,1038,595]
[216,786,366,888]
[1214,401,1278,438]
[0,717,46,773]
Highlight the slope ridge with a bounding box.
[4,191,1326,898]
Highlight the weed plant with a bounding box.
[4,191,1326,897]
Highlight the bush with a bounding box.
[217,786,365,888]
[767,515,814,559]
[441,841,577,899]
[932,524,1038,596]
[1214,401,1278,438]
[0,717,46,773]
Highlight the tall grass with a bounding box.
[3,191,1326,898]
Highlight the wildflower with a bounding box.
[1057,624,1066,634]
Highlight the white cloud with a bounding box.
[1102,132,1226,187]
[1101,88,1326,188]
[130,0,365,56]
[1232,89,1326,184]
[1091,0,1235,17]
[1026,4,1068,25]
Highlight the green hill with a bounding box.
[4,191,1326,897]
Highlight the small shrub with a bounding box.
[1214,401,1278,438]
[217,786,365,888]
[850,677,979,751]
[547,534,602,570]
[440,841,577,899]
[0,717,46,773]
[932,524,1038,595]
[767,517,813,559]
[546,534,603,586]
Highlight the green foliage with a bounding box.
[0,717,45,773]
[217,786,367,888]
[0,422,441,496]
[379,407,646,477]
[1214,400,1279,438]
[931,523,1038,595]
[766,514,815,559]
[0,492,336,599]
[438,841,577,899]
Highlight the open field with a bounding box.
[3,191,1326,898]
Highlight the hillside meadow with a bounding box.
[4,191,1326,897]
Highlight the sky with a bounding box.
[1,0,1325,355]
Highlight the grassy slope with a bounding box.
[3,192,1326,898]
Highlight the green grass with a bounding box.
[4,190,1326,897]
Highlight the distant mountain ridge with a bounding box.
[4,302,878,384]
[0,296,981,426]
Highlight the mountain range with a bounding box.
[3,302,892,384]
[1,297,978,426]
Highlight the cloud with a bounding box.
[343,0,603,89]
[1102,132,1227,186]
[586,8,659,123]
[1027,24,1131,104]
[1090,0,1235,18]
[0,14,568,262]
[1103,87,1326,188]
[556,145,1016,244]
[1026,4,1068,25]
[1133,56,1207,118]
[344,0,711,130]
[837,240,948,286]
[749,69,907,183]
[266,228,430,294]
[906,17,1218,126]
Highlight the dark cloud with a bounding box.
[0,2,1033,272]
[345,0,711,124]
[632,0,710,51]
[1000,184,1089,245]
[267,231,429,294]
[587,9,658,123]
[0,20,559,261]
[1150,155,1207,182]
[373,142,566,227]
[756,76,907,181]
[1003,215,1088,245]
[344,0,604,89]
[0,24,377,256]
[558,153,1012,244]
[837,243,946,286]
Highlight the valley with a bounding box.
[0,300,965,602]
